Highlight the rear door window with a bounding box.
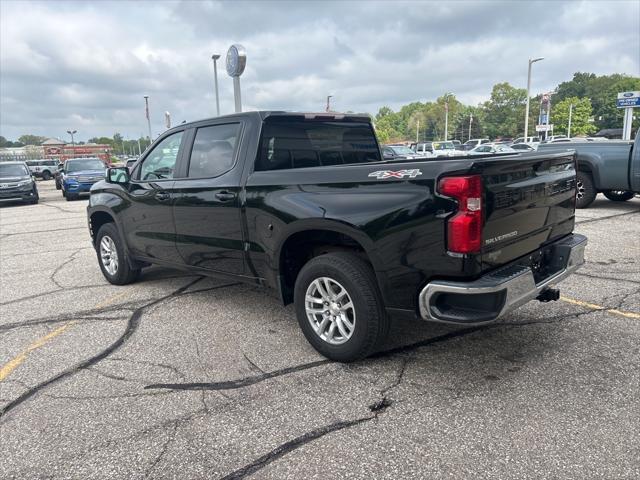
[256,119,381,171]
[187,123,241,178]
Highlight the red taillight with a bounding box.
[437,175,483,254]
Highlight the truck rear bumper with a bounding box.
[419,234,587,325]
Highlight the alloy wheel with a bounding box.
[100,235,119,276]
[305,277,355,345]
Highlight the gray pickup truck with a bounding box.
[538,133,640,208]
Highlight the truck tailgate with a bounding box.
[477,152,576,269]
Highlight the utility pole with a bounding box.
[144,95,152,142]
[567,103,574,138]
[524,57,544,139]
[468,114,473,141]
[416,120,419,143]
[137,137,142,156]
[326,95,333,112]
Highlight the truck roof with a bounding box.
[171,111,372,131]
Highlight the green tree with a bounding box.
[481,82,527,139]
[17,134,46,146]
[0,136,7,148]
[551,97,596,136]
[555,72,640,131]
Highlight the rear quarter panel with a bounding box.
[539,141,633,190]
[244,159,479,310]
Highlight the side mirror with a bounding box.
[383,152,394,160]
[106,167,130,184]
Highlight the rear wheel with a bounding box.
[294,252,389,362]
[575,171,596,209]
[42,170,51,180]
[95,223,140,285]
[602,190,635,202]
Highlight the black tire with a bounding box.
[95,223,140,285]
[42,171,51,180]
[55,178,62,190]
[65,192,75,201]
[602,190,635,202]
[294,252,389,362]
[576,171,596,209]
[62,189,66,198]
[29,192,39,204]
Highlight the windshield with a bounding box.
[432,142,454,150]
[0,164,29,177]
[390,146,415,155]
[66,159,105,172]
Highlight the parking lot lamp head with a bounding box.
[66,130,77,149]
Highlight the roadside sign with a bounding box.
[617,97,640,108]
[536,124,553,132]
[617,91,640,108]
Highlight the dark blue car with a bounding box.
[62,158,106,201]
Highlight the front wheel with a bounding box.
[95,223,140,285]
[602,190,635,202]
[294,252,389,362]
[575,171,596,209]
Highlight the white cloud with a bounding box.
[0,0,638,140]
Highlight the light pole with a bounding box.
[468,114,473,141]
[211,54,221,116]
[524,57,544,140]
[444,99,449,140]
[416,119,419,143]
[144,95,152,141]
[66,130,77,146]
[66,130,77,158]
[567,103,574,138]
[326,95,333,112]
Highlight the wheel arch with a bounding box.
[276,220,386,305]
[576,153,601,190]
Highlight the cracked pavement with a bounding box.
[1,182,639,479]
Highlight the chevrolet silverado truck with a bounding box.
[538,133,640,208]
[87,111,587,361]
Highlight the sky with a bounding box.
[1,0,638,142]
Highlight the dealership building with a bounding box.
[42,138,112,163]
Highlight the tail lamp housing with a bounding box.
[437,175,483,254]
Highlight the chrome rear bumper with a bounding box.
[419,234,587,324]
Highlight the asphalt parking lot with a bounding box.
[1,181,639,479]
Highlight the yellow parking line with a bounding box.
[94,291,129,309]
[0,290,129,382]
[560,296,640,319]
[0,322,76,381]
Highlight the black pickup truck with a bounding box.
[87,111,586,361]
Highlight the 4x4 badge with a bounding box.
[368,169,422,179]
